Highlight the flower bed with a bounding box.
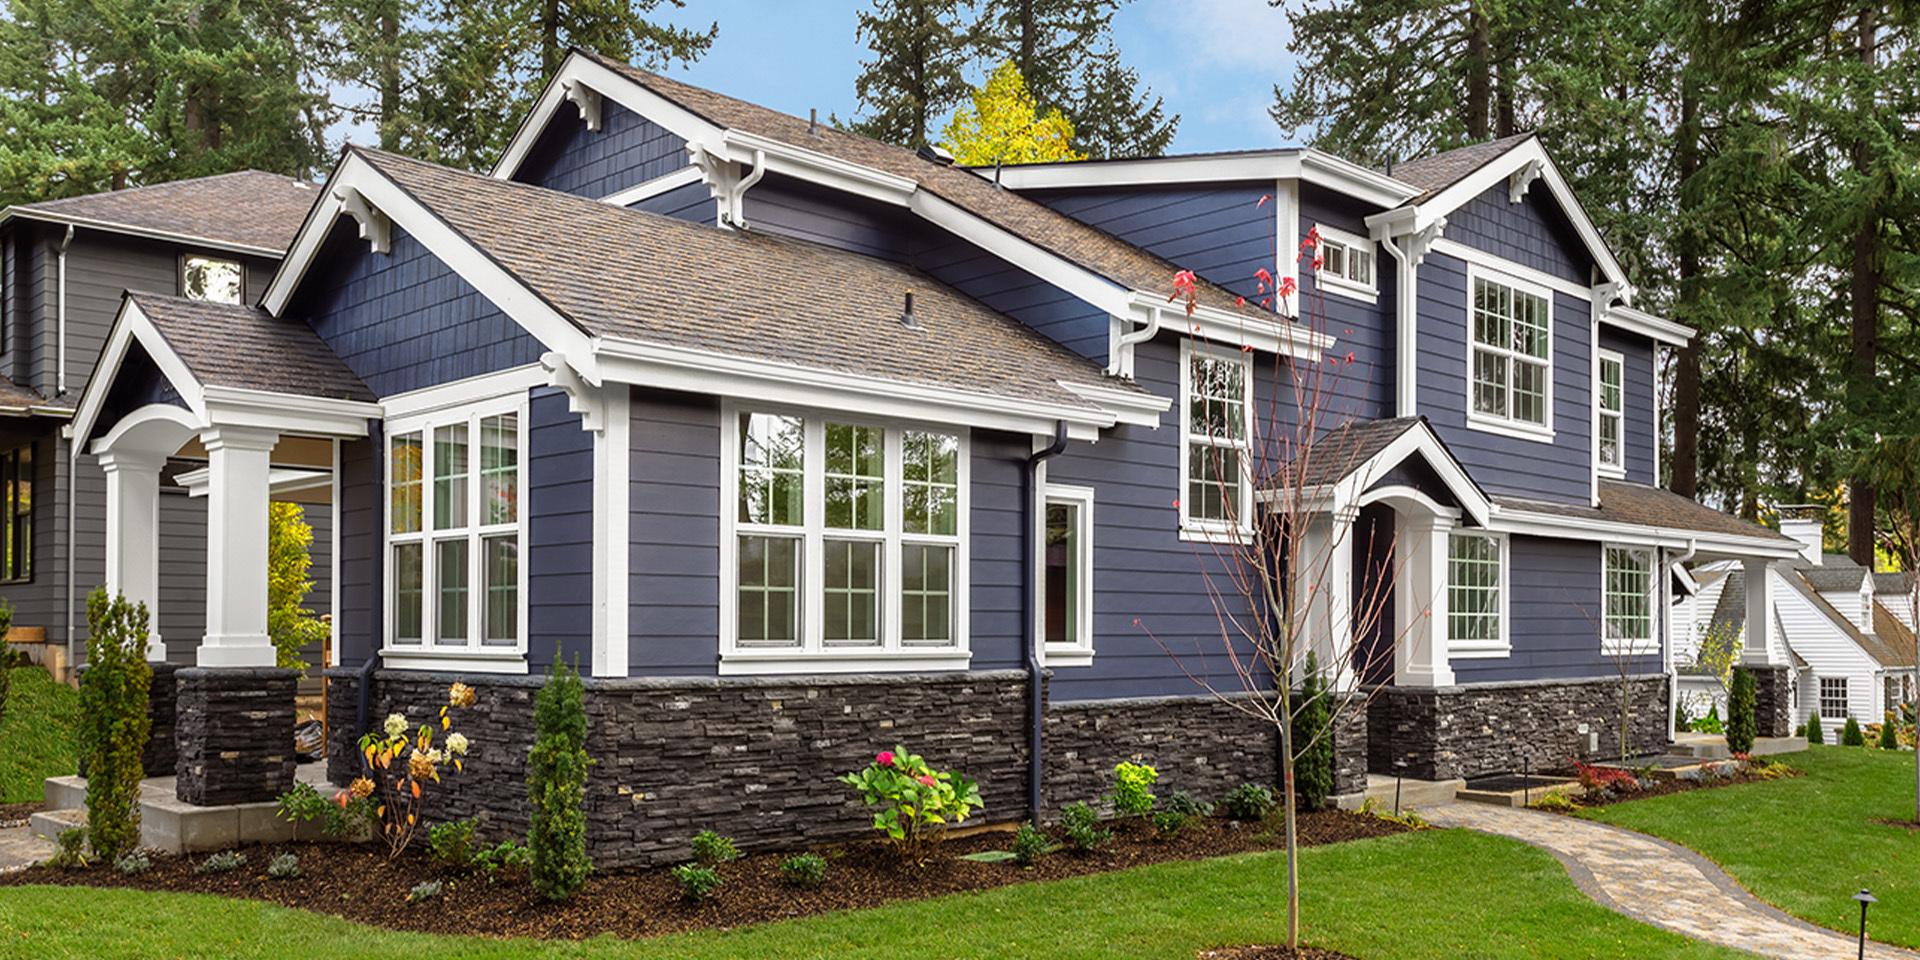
[0,809,1405,940]
[1532,756,1800,812]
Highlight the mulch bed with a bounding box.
[0,803,41,828]
[0,810,1406,940]
[1549,765,1803,811]
[1199,948,1356,960]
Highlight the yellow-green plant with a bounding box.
[1110,760,1158,817]
[267,503,328,675]
[77,588,150,862]
[937,61,1082,166]
[356,682,474,859]
[529,655,592,901]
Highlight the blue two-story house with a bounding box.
[69,47,1800,864]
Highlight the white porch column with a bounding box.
[1742,557,1782,667]
[1299,508,1359,692]
[99,449,168,662]
[198,426,279,668]
[1394,511,1456,687]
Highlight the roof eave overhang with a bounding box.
[982,149,1420,208]
[1487,502,1802,559]
[0,208,287,259]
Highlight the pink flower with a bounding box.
[916,775,938,788]
[1256,194,1271,208]
[1254,266,1274,290]
[1171,269,1198,293]
[876,751,896,767]
[1277,277,1298,298]
[1235,296,1246,308]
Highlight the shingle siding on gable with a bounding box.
[1451,536,1661,683]
[513,100,688,199]
[1416,251,1592,503]
[1600,327,1657,486]
[528,386,593,671]
[300,222,544,397]
[1447,185,1591,285]
[628,387,721,675]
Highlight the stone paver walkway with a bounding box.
[0,824,51,873]
[1426,801,1919,960]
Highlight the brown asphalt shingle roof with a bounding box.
[0,375,50,414]
[128,293,374,403]
[354,148,1143,413]
[1870,603,1918,669]
[1495,480,1793,543]
[1387,133,1536,200]
[8,171,319,255]
[579,49,1253,316]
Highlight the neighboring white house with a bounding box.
[1672,508,1916,740]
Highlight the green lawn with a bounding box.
[0,666,78,803]
[0,829,1745,959]
[1584,746,1920,948]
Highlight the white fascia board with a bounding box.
[199,385,379,437]
[601,166,704,207]
[1486,504,1803,558]
[261,152,602,385]
[1055,379,1169,428]
[1133,292,1334,360]
[592,336,1115,440]
[490,54,726,181]
[1297,150,1424,207]
[719,130,918,206]
[1603,304,1694,347]
[175,464,332,498]
[1326,422,1491,526]
[71,298,210,447]
[0,208,289,259]
[984,149,1420,208]
[380,364,550,420]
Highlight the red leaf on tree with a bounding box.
[1277,277,1297,298]
[1256,194,1271,208]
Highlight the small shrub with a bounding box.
[112,851,151,875]
[0,599,17,724]
[1011,821,1051,865]
[1805,710,1826,744]
[1219,783,1275,822]
[673,863,722,902]
[1358,797,1430,828]
[77,589,153,862]
[1110,760,1158,817]
[267,853,301,880]
[690,829,741,865]
[1293,652,1335,810]
[1531,792,1579,813]
[1059,801,1111,852]
[1746,758,1794,780]
[357,683,477,860]
[529,655,593,902]
[427,818,478,868]
[1573,761,1640,797]
[840,745,983,862]
[277,781,379,841]
[1726,668,1757,754]
[1163,790,1212,819]
[1151,809,1190,836]
[472,840,533,883]
[47,828,91,870]
[779,852,828,888]
[195,851,246,874]
[1842,716,1866,746]
[1673,695,1690,733]
[1881,715,1902,750]
[407,879,443,903]
[1691,704,1724,734]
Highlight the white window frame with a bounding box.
[1819,676,1849,721]
[1465,263,1555,443]
[1602,543,1657,656]
[1042,482,1096,666]
[718,400,972,674]
[1444,530,1510,658]
[381,391,530,672]
[1311,223,1378,304]
[1597,349,1626,477]
[1179,339,1255,541]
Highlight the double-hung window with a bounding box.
[1819,676,1849,721]
[0,443,29,582]
[386,397,525,663]
[1446,531,1507,656]
[1597,350,1625,475]
[1313,225,1377,302]
[723,406,969,672]
[1602,545,1655,655]
[1180,341,1253,537]
[1468,267,1553,439]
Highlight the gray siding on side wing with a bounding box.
[1416,251,1592,503]
[1452,535,1661,683]
[1447,185,1592,285]
[300,221,543,398]
[528,387,592,671]
[1600,327,1657,486]
[628,387,720,675]
[513,100,688,199]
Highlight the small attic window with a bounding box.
[182,255,243,305]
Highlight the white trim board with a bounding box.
[0,208,290,259]
[983,149,1421,209]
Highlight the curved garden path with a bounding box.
[1425,802,1920,960]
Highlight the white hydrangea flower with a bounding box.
[445,732,470,756]
[384,712,408,738]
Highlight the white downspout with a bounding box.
[1667,538,1698,740]
[1378,233,1418,417]
[56,225,71,396]
[57,225,75,668]
[1109,304,1164,379]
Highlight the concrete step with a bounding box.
[1346,774,1464,813]
[27,808,83,844]
[34,762,336,854]
[1456,778,1583,808]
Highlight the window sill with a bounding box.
[1179,522,1254,545]
[1044,643,1095,668]
[379,647,529,674]
[718,649,973,676]
[1464,414,1555,444]
[1315,274,1378,305]
[1598,464,1627,480]
[1601,641,1660,658]
[1447,642,1512,660]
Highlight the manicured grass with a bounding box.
[1583,746,1920,948]
[0,829,1745,959]
[0,667,79,803]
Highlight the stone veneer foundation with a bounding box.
[144,663,180,778]
[175,667,298,805]
[1367,675,1671,781]
[1749,666,1793,738]
[325,668,1371,868]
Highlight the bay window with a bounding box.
[1598,350,1624,474]
[1468,267,1553,438]
[386,397,525,659]
[722,406,968,671]
[1603,545,1654,655]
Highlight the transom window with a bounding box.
[1820,676,1849,721]
[0,443,29,582]
[1313,225,1377,301]
[181,255,244,304]
[1469,269,1552,436]
[386,398,525,656]
[1446,532,1506,654]
[723,406,969,670]
[1603,545,1654,654]
[1598,350,1625,474]
[1180,342,1252,536]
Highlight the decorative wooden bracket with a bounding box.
[331,186,390,255]
[1509,158,1545,203]
[541,352,608,433]
[562,79,603,132]
[1406,217,1447,266]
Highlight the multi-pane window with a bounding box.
[1820,676,1849,721]
[0,444,30,581]
[181,255,244,304]
[1314,226,1376,298]
[1447,532,1503,651]
[1603,546,1654,653]
[1598,351,1624,472]
[1182,343,1252,532]
[387,402,523,653]
[1470,272,1552,431]
[727,409,966,663]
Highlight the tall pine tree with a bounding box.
[973,0,1176,158]
[848,0,973,148]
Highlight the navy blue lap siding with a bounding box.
[336,432,378,666]
[513,100,688,199]
[1299,185,1393,422]
[628,387,721,675]
[528,387,592,670]
[1452,535,1661,683]
[1031,182,1271,304]
[741,175,913,261]
[969,431,1027,670]
[299,222,543,397]
[911,233,1111,364]
[631,180,714,223]
[1599,327,1657,486]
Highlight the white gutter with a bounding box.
[56,225,72,396]
[1109,303,1164,378]
[727,149,767,229]
[0,208,287,260]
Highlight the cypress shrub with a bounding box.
[1726,667,1757,754]
[1804,710,1825,744]
[1292,652,1334,811]
[528,654,592,901]
[1841,715,1866,746]
[1879,714,1900,750]
[77,589,152,861]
